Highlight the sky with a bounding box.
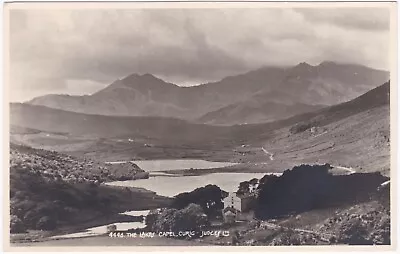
[8,5,392,102]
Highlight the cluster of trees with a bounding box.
[171,184,228,218]
[144,184,230,237]
[146,204,209,237]
[141,184,230,239]
[289,116,324,134]
[237,178,259,196]
[289,121,314,134]
[255,164,388,219]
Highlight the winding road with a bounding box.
[261,147,274,161]
[260,222,333,243]
[261,147,356,175]
[333,165,356,175]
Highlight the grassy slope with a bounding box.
[229,82,390,174]
[9,144,171,240]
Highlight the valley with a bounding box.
[8,66,392,247]
[10,81,390,176]
[5,3,395,249]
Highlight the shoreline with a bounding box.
[10,156,367,245]
[10,186,171,245]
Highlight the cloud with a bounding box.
[8,6,391,102]
[295,8,390,31]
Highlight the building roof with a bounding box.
[224,210,236,217]
[223,206,239,213]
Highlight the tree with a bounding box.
[145,209,160,229]
[36,216,57,230]
[171,184,227,218]
[151,204,209,237]
[237,181,250,195]
[10,215,25,233]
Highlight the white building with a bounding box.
[223,192,255,223]
[223,192,242,211]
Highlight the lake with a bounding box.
[106,172,280,197]
[51,210,150,240]
[53,160,278,240]
[106,159,237,172]
[106,159,280,197]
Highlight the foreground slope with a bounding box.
[9,144,170,235]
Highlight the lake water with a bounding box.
[53,159,279,240]
[106,172,280,197]
[106,159,237,172]
[51,210,150,239]
[106,159,281,197]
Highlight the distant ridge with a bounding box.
[27,61,389,125]
[11,80,389,142]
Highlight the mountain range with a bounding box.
[10,79,390,148]
[27,61,389,125]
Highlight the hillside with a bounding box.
[9,144,170,234]
[10,103,228,141]
[10,143,147,183]
[197,62,389,124]
[27,62,389,124]
[9,103,245,161]
[244,81,390,175]
[198,100,323,125]
[10,81,390,171]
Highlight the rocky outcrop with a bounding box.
[10,143,146,183]
[319,201,390,245]
[106,162,149,181]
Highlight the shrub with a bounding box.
[23,210,42,228]
[36,216,57,230]
[171,184,227,218]
[290,121,313,134]
[145,209,160,229]
[10,215,25,233]
[151,204,209,237]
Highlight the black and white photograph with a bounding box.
[3,1,397,250]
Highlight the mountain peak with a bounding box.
[289,62,314,74]
[113,72,180,92]
[317,61,377,70]
[319,61,338,67]
[141,73,156,78]
[297,62,313,68]
[119,72,165,85]
[122,73,157,81]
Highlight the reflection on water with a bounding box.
[149,172,181,177]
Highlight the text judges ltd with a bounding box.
[109,230,230,238]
